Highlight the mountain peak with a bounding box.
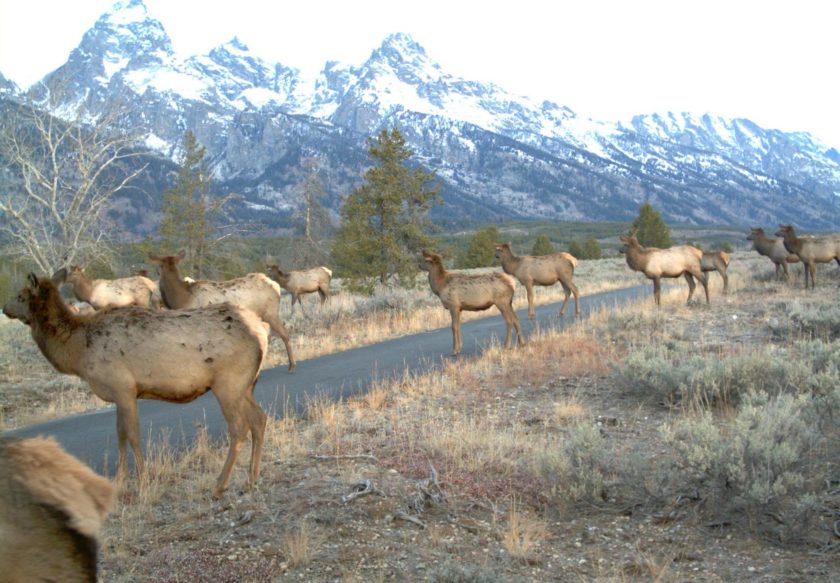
[379,32,427,56]
[103,0,152,27]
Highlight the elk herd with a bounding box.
[2,223,839,576]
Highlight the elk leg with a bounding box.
[526,283,536,320]
[721,269,729,294]
[114,398,144,480]
[266,314,297,373]
[501,300,525,347]
[683,273,696,304]
[449,307,462,355]
[693,269,709,304]
[560,279,581,318]
[212,390,249,498]
[245,392,267,490]
[653,277,661,305]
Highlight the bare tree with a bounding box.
[291,157,331,266]
[0,92,145,273]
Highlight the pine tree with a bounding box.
[159,131,232,278]
[531,234,554,256]
[631,203,672,248]
[458,225,500,268]
[568,239,584,259]
[582,238,602,259]
[332,128,441,293]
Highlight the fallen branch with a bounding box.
[341,479,379,504]
[394,510,426,529]
[408,461,447,513]
[311,454,379,463]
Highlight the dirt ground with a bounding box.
[91,271,839,582]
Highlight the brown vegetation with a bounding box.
[494,242,580,319]
[149,251,296,372]
[55,265,160,309]
[619,234,709,305]
[2,274,270,497]
[700,250,731,293]
[266,265,332,315]
[746,227,799,281]
[0,435,114,582]
[419,249,524,355]
[776,224,840,288]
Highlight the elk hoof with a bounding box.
[287,363,297,373]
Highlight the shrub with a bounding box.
[663,390,836,538]
[532,421,608,504]
[789,302,840,340]
[621,346,811,407]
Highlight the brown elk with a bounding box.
[149,251,296,372]
[494,242,580,319]
[619,234,709,305]
[0,436,115,582]
[700,250,731,294]
[3,274,271,498]
[266,265,332,315]
[746,227,799,281]
[419,249,525,356]
[54,265,160,309]
[775,224,840,289]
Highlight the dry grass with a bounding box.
[502,498,548,562]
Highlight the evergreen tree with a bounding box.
[631,202,672,248]
[159,131,232,278]
[531,234,554,256]
[568,239,584,259]
[458,225,500,268]
[582,238,602,260]
[332,128,441,293]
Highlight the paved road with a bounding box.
[8,284,649,474]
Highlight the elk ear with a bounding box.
[51,268,67,284]
[27,272,39,287]
[148,253,160,262]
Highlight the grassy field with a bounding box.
[3,252,840,581]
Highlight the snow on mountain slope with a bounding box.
[5,0,838,232]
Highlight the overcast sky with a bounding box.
[1,0,838,148]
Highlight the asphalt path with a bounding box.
[8,284,649,475]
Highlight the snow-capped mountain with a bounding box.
[6,0,840,233]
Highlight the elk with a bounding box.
[1,436,115,582]
[3,274,271,498]
[149,251,296,372]
[419,249,525,356]
[266,265,332,315]
[619,234,709,306]
[775,224,840,289]
[494,242,580,319]
[746,228,799,281]
[54,265,160,310]
[700,250,731,294]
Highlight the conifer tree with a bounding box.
[531,234,554,256]
[568,239,584,259]
[332,128,441,293]
[582,238,602,259]
[159,131,232,278]
[458,225,500,268]
[631,202,672,248]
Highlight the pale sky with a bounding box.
[1,0,838,148]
